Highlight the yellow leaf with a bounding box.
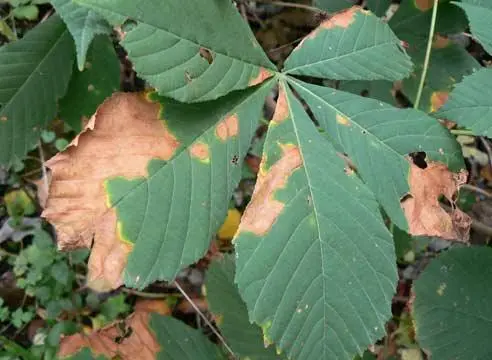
[217,209,241,239]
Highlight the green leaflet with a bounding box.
[413,247,492,360]
[75,0,275,103]
[338,80,396,106]
[206,255,282,360]
[402,44,479,113]
[151,315,226,359]
[436,68,492,137]
[283,7,412,81]
[389,1,468,46]
[455,0,492,55]
[59,35,120,132]
[104,81,274,289]
[234,82,397,360]
[51,0,112,71]
[0,15,74,168]
[289,78,463,230]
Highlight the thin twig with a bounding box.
[479,137,492,169]
[413,0,439,110]
[174,281,237,359]
[121,287,169,299]
[461,184,492,198]
[450,129,474,136]
[253,0,324,13]
[38,141,49,195]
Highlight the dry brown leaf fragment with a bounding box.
[58,300,170,359]
[42,93,180,291]
[401,160,471,241]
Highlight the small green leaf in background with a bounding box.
[0,15,74,167]
[11,308,34,329]
[455,0,492,55]
[413,247,492,360]
[436,68,492,137]
[206,255,282,359]
[283,7,412,81]
[59,35,120,132]
[402,42,479,113]
[389,1,468,46]
[11,5,39,20]
[40,129,56,143]
[76,0,275,102]
[5,189,36,219]
[51,0,112,71]
[150,315,226,360]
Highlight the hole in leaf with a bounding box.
[199,48,213,64]
[121,19,138,33]
[410,152,427,169]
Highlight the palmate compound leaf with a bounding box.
[454,0,492,55]
[234,81,397,360]
[59,300,224,359]
[289,78,469,237]
[282,6,413,81]
[0,15,74,167]
[51,0,112,71]
[43,81,273,292]
[75,0,275,103]
[436,68,492,137]
[206,254,282,360]
[413,247,492,360]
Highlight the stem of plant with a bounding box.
[174,281,237,359]
[413,0,439,110]
[450,129,474,136]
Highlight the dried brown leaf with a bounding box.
[401,161,471,241]
[58,300,170,359]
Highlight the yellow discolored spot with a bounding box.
[189,142,210,163]
[437,282,447,296]
[261,321,273,347]
[433,34,450,49]
[0,115,7,122]
[216,114,239,141]
[116,221,133,245]
[248,67,273,86]
[430,91,449,112]
[238,143,303,236]
[271,86,289,125]
[414,0,433,11]
[88,84,95,92]
[336,114,350,126]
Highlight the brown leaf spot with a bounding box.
[294,7,361,51]
[433,34,450,49]
[199,47,213,64]
[0,115,7,122]
[430,91,449,112]
[189,142,210,162]
[414,0,433,11]
[237,144,302,236]
[272,86,289,124]
[58,300,170,359]
[401,160,471,241]
[321,6,361,30]
[42,93,180,291]
[336,114,350,126]
[216,114,239,141]
[248,67,273,86]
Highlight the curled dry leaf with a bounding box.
[58,299,170,359]
[42,93,180,291]
[401,160,471,241]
